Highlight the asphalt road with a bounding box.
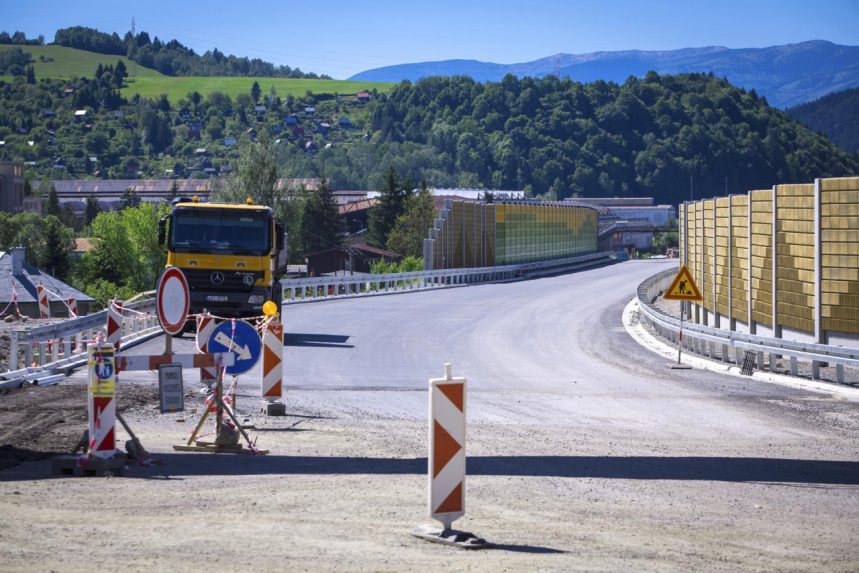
[107,258,849,434]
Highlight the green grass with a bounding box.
[124,76,395,101]
[1,44,396,101]
[0,45,164,79]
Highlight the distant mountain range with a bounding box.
[349,40,859,108]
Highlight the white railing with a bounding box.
[1,292,160,384]
[280,251,615,303]
[636,270,859,383]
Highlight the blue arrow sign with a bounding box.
[207,320,262,376]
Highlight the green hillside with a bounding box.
[124,76,395,101]
[0,44,394,100]
[788,86,859,153]
[0,44,163,79]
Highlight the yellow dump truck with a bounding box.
[158,196,287,322]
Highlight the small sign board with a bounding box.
[158,363,184,412]
[156,267,190,335]
[207,320,262,376]
[663,265,703,302]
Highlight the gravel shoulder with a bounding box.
[1,262,858,572]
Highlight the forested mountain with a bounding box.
[47,27,330,79]
[1,70,856,207]
[788,86,859,153]
[351,41,859,108]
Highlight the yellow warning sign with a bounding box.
[663,265,703,301]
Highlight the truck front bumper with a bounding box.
[190,287,271,318]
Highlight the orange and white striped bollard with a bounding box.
[106,300,122,353]
[428,362,466,529]
[67,297,78,317]
[262,319,283,401]
[37,284,50,318]
[413,363,488,547]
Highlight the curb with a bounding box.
[622,298,859,402]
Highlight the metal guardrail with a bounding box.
[280,251,615,303]
[1,292,161,384]
[636,270,859,383]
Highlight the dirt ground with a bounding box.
[0,383,158,470]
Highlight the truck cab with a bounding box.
[158,197,286,320]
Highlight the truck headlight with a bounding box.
[248,295,265,304]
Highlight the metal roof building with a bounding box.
[0,247,94,319]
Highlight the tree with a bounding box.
[367,167,407,248]
[114,59,127,87]
[38,216,75,279]
[84,194,101,226]
[213,131,280,212]
[251,81,261,104]
[120,187,141,210]
[25,65,35,84]
[76,203,167,296]
[300,178,342,255]
[42,181,61,217]
[385,181,436,258]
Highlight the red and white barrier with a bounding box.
[87,345,117,458]
[428,363,467,529]
[37,284,50,318]
[106,300,123,352]
[196,314,218,386]
[67,297,78,318]
[116,352,235,371]
[262,319,283,400]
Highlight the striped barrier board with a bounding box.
[67,297,78,318]
[196,315,218,386]
[37,284,50,318]
[106,300,123,352]
[116,352,235,371]
[428,363,466,529]
[87,345,116,458]
[262,319,283,401]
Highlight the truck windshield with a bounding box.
[170,208,271,255]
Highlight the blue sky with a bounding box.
[6,0,859,79]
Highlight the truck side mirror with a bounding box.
[275,221,285,250]
[158,216,167,247]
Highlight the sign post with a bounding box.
[206,320,262,377]
[662,264,703,368]
[156,266,190,354]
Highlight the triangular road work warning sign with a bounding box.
[663,265,703,301]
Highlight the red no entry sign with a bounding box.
[156,267,190,335]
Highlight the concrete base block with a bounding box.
[260,401,286,416]
[52,455,125,477]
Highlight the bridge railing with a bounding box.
[281,251,615,303]
[2,292,160,380]
[636,270,859,383]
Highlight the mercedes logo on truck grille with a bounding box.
[210,271,225,285]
